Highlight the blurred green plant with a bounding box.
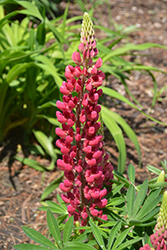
[1,0,167,179]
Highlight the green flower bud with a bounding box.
[81,12,95,43]
[156,170,165,183]
[157,191,167,229]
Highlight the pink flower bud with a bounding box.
[101,214,108,220]
[91,191,100,199]
[75,165,83,173]
[93,171,103,179]
[74,67,82,78]
[100,189,107,198]
[56,112,67,123]
[86,175,94,183]
[83,146,92,153]
[96,198,107,208]
[93,150,102,159]
[75,134,81,141]
[55,128,67,138]
[86,158,96,166]
[95,58,103,68]
[87,126,95,135]
[91,66,97,75]
[64,163,73,172]
[75,82,82,92]
[67,205,76,214]
[60,85,70,95]
[57,159,65,171]
[61,146,70,154]
[61,194,71,203]
[90,209,99,217]
[56,100,66,110]
[80,114,86,123]
[78,42,84,52]
[81,212,88,220]
[60,182,71,192]
[82,98,88,107]
[64,179,73,187]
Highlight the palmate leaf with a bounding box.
[101,105,126,173]
[22,227,58,249]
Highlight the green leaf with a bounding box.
[36,21,46,46]
[149,182,167,189]
[131,179,148,219]
[37,114,60,126]
[13,244,53,250]
[126,184,135,219]
[127,164,136,183]
[6,62,35,83]
[112,226,133,250]
[47,209,63,248]
[61,243,95,250]
[101,87,167,125]
[14,156,46,172]
[110,183,125,197]
[116,237,143,250]
[41,171,64,200]
[22,227,58,249]
[33,130,57,161]
[114,170,130,187]
[39,205,67,215]
[108,221,122,250]
[102,43,167,62]
[101,105,126,173]
[106,111,141,167]
[63,216,74,243]
[140,207,160,222]
[134,188,161,220]
[147,165,161,175]
[89,219,106,250]
[135,195,162,221]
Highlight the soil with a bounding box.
[1,0,167,249]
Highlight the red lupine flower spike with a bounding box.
[56,12,114,225]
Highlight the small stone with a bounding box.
[131,6,137,11]
[154,22,162,29]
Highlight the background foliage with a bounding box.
[1,0,167,199]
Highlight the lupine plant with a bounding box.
[55,12,114,223]
[140,191,167,250]
[13,12,167,250]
